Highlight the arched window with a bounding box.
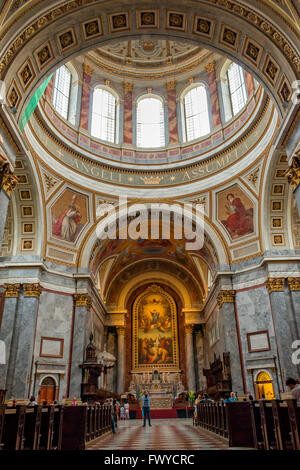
[227,62,247,116]
[91,88,117,143]
[52,65,72,120]
[136,96,165,148]
[183,85,210,142]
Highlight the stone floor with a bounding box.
[86,419,232,450]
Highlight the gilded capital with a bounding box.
[205,61,216,73]
[116,326,125,335]
[217,290,235,307]
[286,155,300,191]
[4,284,21,297]
[83,63,94,76]
[266,278,285,293]
[1,165,18,196]
[166,80,176,91]
[288,277,300,291]
[74,293,92,308]
[23,283,42,297]
[4,283,21,297]
[124,81,134,91]
[184,324,194,335]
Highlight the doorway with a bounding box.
[38,376,57,404]
[255,371,275,399]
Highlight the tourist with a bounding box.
[200,394,212,403]
[71,397,77,406]
[286,377,300,401]
[124,399,130,420]
[228,392,238,402]
[248,394,254,401]
[27,395,37,407]
[110,399,116,434]
[120,405,125,420]
[142,390,151,427]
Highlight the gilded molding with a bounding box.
[23,283,42,297]
[124,81,134,91]
[217,290,235,307]
[74,293,92,308]
[83,63,94,76]
[286,154,300,191]
[166,80,176,90]
[266,278,285,293]
[184,324,194,335]
[288,278,300,291]
[4,283,21,297]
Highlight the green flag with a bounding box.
[19,74,53,133]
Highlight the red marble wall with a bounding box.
[166,82,179,144]
[205,61,221,128]
[123,82,134,145]
[45,75,54,102]
[79,64,93,131]
[245,71,255,97]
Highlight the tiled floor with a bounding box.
[86,419,231,450]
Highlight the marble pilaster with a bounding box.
[0,284,21,391]
[0,161,18,251]
[69,293,92,397]
[288,278,300,353]
[116,326,125,395]
[166,81,179,144]
[45,75,54,102]
[194,328,205,391]
[267,278,299,381]
[205,61,221,128]
[184,325,196,392]
[244,71,255,96]
[123,82,133,145]
[217,290,244,394]
[79,63,93,131]
[10,283,42,398]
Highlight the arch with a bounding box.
[1,2,298,124]
[254,370,275,400]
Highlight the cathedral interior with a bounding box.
[0,0,299,451]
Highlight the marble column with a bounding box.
[0,161,18,251]
[184,325,196,392]
[286,153,300,215]
[116,326,125,395]
[267,278,299,384]
[45,75,54,102]
[217,290,245,394]
[244,71,255,96]
[123,82,134,145]
[195,328,205,392]
[205,61,221,128]
[79,63,94,131]
[166,81,179,144]
[288,278,300,336]
[0,284,21,391]
[69,293,92,398]
[10,283,42,398]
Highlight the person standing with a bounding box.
[142,390,151,427]
[286,378,300,401]
[124,399,130,420]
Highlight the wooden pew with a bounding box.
[225,402,254,448]
[272,400,293,450]
[286,399,300,450]
[250,401,264,449]
[52,406,63,450]
[39,406,55,450]
[0,404,6,450]
[259,401,276,450]
[23,405,42,450]
[61,405,87,450]
[2,405,26,450]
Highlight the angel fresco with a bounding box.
[221,192,254,239]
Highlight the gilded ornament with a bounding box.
[74,293,92,308]
[23,283,42,297]
[4,283,21,297]
[266,278,284,293]
[286,155,300,191]
[217,290,235,307]
[288,278,300,291]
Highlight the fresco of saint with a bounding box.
[222,193,254,239]
[52,193,83,242]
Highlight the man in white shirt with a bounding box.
[286,377,300,401]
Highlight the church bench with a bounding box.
[259,401,277,450]
[52,406,63,450]
[286,399,300,450]
[39,406,56,450]
[271,400,293,450]
[225,402,254,447]
[0,404,6,450]
[249,401,264,449]
[61,405,88,450]
[2,405,26,450]
[23,405,42,450]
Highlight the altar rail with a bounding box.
[194,400,300,449]
[0,404,112,450]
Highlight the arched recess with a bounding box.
[1,1,299,123]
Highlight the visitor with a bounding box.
[228,392,238,402]
[71,397,77,406]
[110,399,116,434]
[120,405,125,420]
[200,394,212,403]
[42,400,47,406]
[248,394,254,401]
[222,393,230,403]
[124,399,130,420]
[27,396,37,407]
[286,377,300,401]
[142,390,151,427]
